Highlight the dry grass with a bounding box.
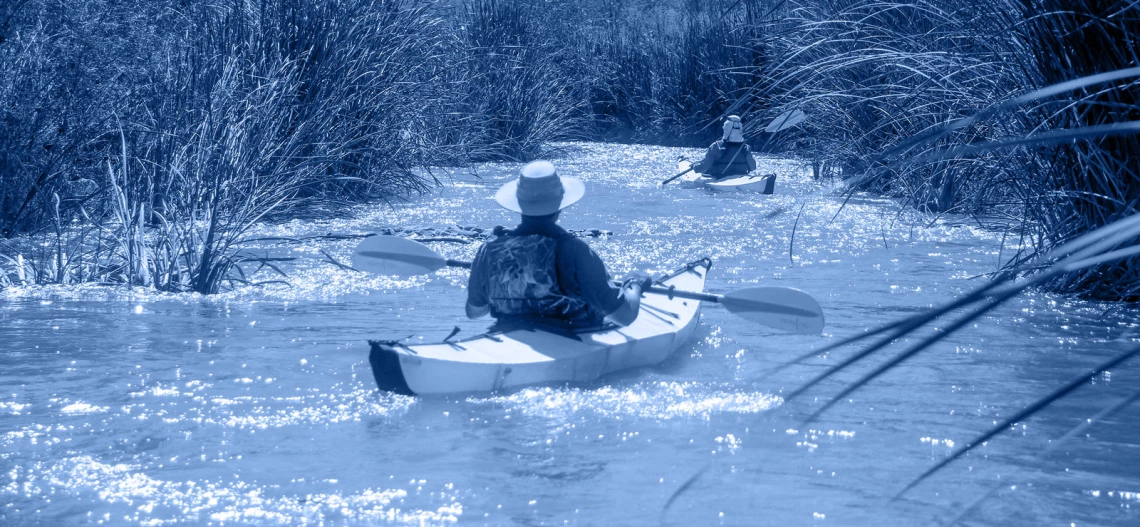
[3,0,1138,297]
[751,0,1139,299]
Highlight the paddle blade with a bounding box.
[765,109,806,134]
[352,235,448,276]
[720,287,824,334]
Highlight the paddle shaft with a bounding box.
[353,235,825,333]
[429,257,816,318]
[434,256,704,298]
[355,249,473,271]
[661,165,695,185]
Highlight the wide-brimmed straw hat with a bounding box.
[494,160,585,216]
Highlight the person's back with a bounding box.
[469,219,610,331]
[466,161,650,331]
[692,115,757,179]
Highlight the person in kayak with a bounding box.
[691,115,757,179]
[465,160,651,331]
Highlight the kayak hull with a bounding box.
[369,259,711,395]
[676,161,775,193]
[707,173,775,193]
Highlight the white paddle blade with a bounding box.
[352,235,448,277]
[721,287,824,334]
[765,109,807,134]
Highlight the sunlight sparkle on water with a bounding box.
[468,382,782,420]
[2,143,1137,526]
[12,456,462,525]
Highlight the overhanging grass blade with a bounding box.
[894,344,1140,501]
[779,277,1012,399]
[799,287,1024,425]
[659,463,710,525]
[781,211,1140,400]
[907,122,1140,166]
[871,67,1140,164]
[794,256,1106,416]
[1049,386,1140,448]
[946,381,1140,527]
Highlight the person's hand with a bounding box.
[621,270,653,290]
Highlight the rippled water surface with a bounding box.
[3,143,1139,526]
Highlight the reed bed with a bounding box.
[3,0,1137,300]
[4,0,461,292]
[1019,0,1140,300]
[755,0,1140,299]
[731,0,1140,517]
[1,0,765,292]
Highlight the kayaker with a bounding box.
[465,161,651,331]
[691,115,757,179]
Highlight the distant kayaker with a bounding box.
[691,115,757,179]
[465,161,651,331]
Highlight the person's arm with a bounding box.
[605,271,652,326]
[465,246,491,319]
[692,143,720,174]
[562,239,648,327]
[466,301,489,319]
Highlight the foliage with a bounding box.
[756,0,1140,299]
[2,0,1138,298]
[2,0,474,292]
[1019,0,1140,299]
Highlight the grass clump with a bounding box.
[753,0,1140,299]
[1019,0,1140,300]
[2,0,467,292]
[2,0,1138,299]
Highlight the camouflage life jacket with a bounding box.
[706,141,752,177]
[479,230,594,324]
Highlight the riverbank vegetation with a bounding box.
[1,0,1137,298]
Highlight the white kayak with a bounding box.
[677,160,775,194]
[677,161,714,188]
[369,259,711,395]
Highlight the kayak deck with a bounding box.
[677,161,775,193]
[369,258,711,395]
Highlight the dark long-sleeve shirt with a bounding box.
[692,140,757,177]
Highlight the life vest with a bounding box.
[705,141,752,177]
[478,230,595,324]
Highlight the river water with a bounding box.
[2,143,1138,526]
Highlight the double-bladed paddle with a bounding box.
[352,235,825,335]
[764,108,807,134]
[660,109,807,186]
[660,163,698,186]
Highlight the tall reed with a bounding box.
[755,0,1140,298]
[1,0,492,292]
[754,0,1025,209]
[458,0,587,160]
[1019,0,1140,299]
